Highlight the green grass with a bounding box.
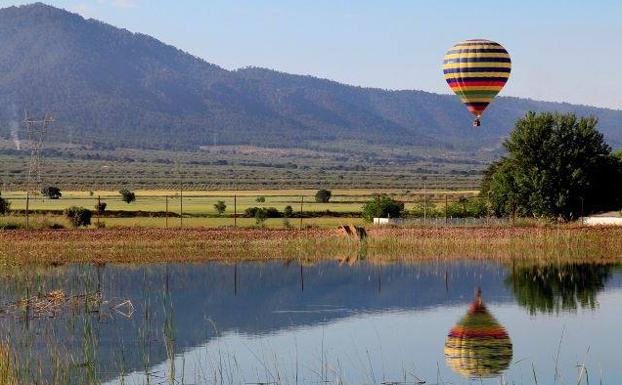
[3,189,478,217]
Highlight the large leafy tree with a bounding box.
[481,112,622,219]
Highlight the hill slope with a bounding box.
[1,3,621,152]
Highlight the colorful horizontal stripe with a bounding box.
[442,39,511,119]
[444,298,513,379]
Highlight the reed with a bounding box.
[1,225,622,267]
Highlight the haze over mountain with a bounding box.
[1,3,621,153]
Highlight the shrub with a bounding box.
[255,196,266,203]
[0,196,10,215]
[95,201,107,214]
[284,205,294,217]
[64,206,92,227]
[254,208,268,226]
[41,186,62,199]
[214,200,227,215]
[244,207,282,218]
[362,194,405,222]
[119,188,136,204]
[315,189,332,203]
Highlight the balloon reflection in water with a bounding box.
[444,288,513,379]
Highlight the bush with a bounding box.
[41,186,62,199]
[362,194,405,222]
[315,189,332,203]
[95,201,107,214]
[214,200,227,215]
[254,208,268,226]
[244,207,282,218]
[119,188,136,204]
[284,205,294,217]
[255,196,266,203]
[64,206,92,227]
[0,196,10,215]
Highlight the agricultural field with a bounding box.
[0,139,490,190]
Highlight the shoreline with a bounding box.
[1,226,621,267]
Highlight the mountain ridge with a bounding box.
[1,3,621,153]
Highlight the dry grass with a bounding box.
[1,225,622,267]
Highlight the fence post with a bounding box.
[179,179,183,228]
[165,195,169,229]
[445,193,448,225]
[299,195,304,230]
[25,192,30,229]
[234,194,237,228]
[97,195,101,226]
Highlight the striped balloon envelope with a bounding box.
[444,289,513,379]
[442,39,511,127]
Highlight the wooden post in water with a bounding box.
[299,195,304,230]
[25,192,30,229]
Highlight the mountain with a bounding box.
[1,3,621,153]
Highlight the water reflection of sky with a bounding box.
[1,261,620,384]
[110,290,622,384]
[102,263,622,385]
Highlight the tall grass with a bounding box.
[1,225,622,267]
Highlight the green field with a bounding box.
[3,189,478,215]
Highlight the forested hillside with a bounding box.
[1,3,621,152]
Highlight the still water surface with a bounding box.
[1,261,620,384]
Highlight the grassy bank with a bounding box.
[1,226,621,267]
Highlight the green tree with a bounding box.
[214,200,227,215]
[0,195,10,215]
[41,186,62,199]
[64,206,92,227]
[283,205,294,217]
[119,188,136,204]
[255,196,266,203]
[481,112,622,219]
[314,189,332,203]
[362,194,405,222]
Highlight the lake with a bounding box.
[0,260,620,384]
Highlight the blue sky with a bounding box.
[4,0,622,109]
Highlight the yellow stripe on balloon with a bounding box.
[442,62,512,69]
[444,72,511,79]
[444,53,511,60]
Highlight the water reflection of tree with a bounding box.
[507,263,616,314]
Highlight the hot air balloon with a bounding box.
[443,39,511,127]
[444,288,513,379]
